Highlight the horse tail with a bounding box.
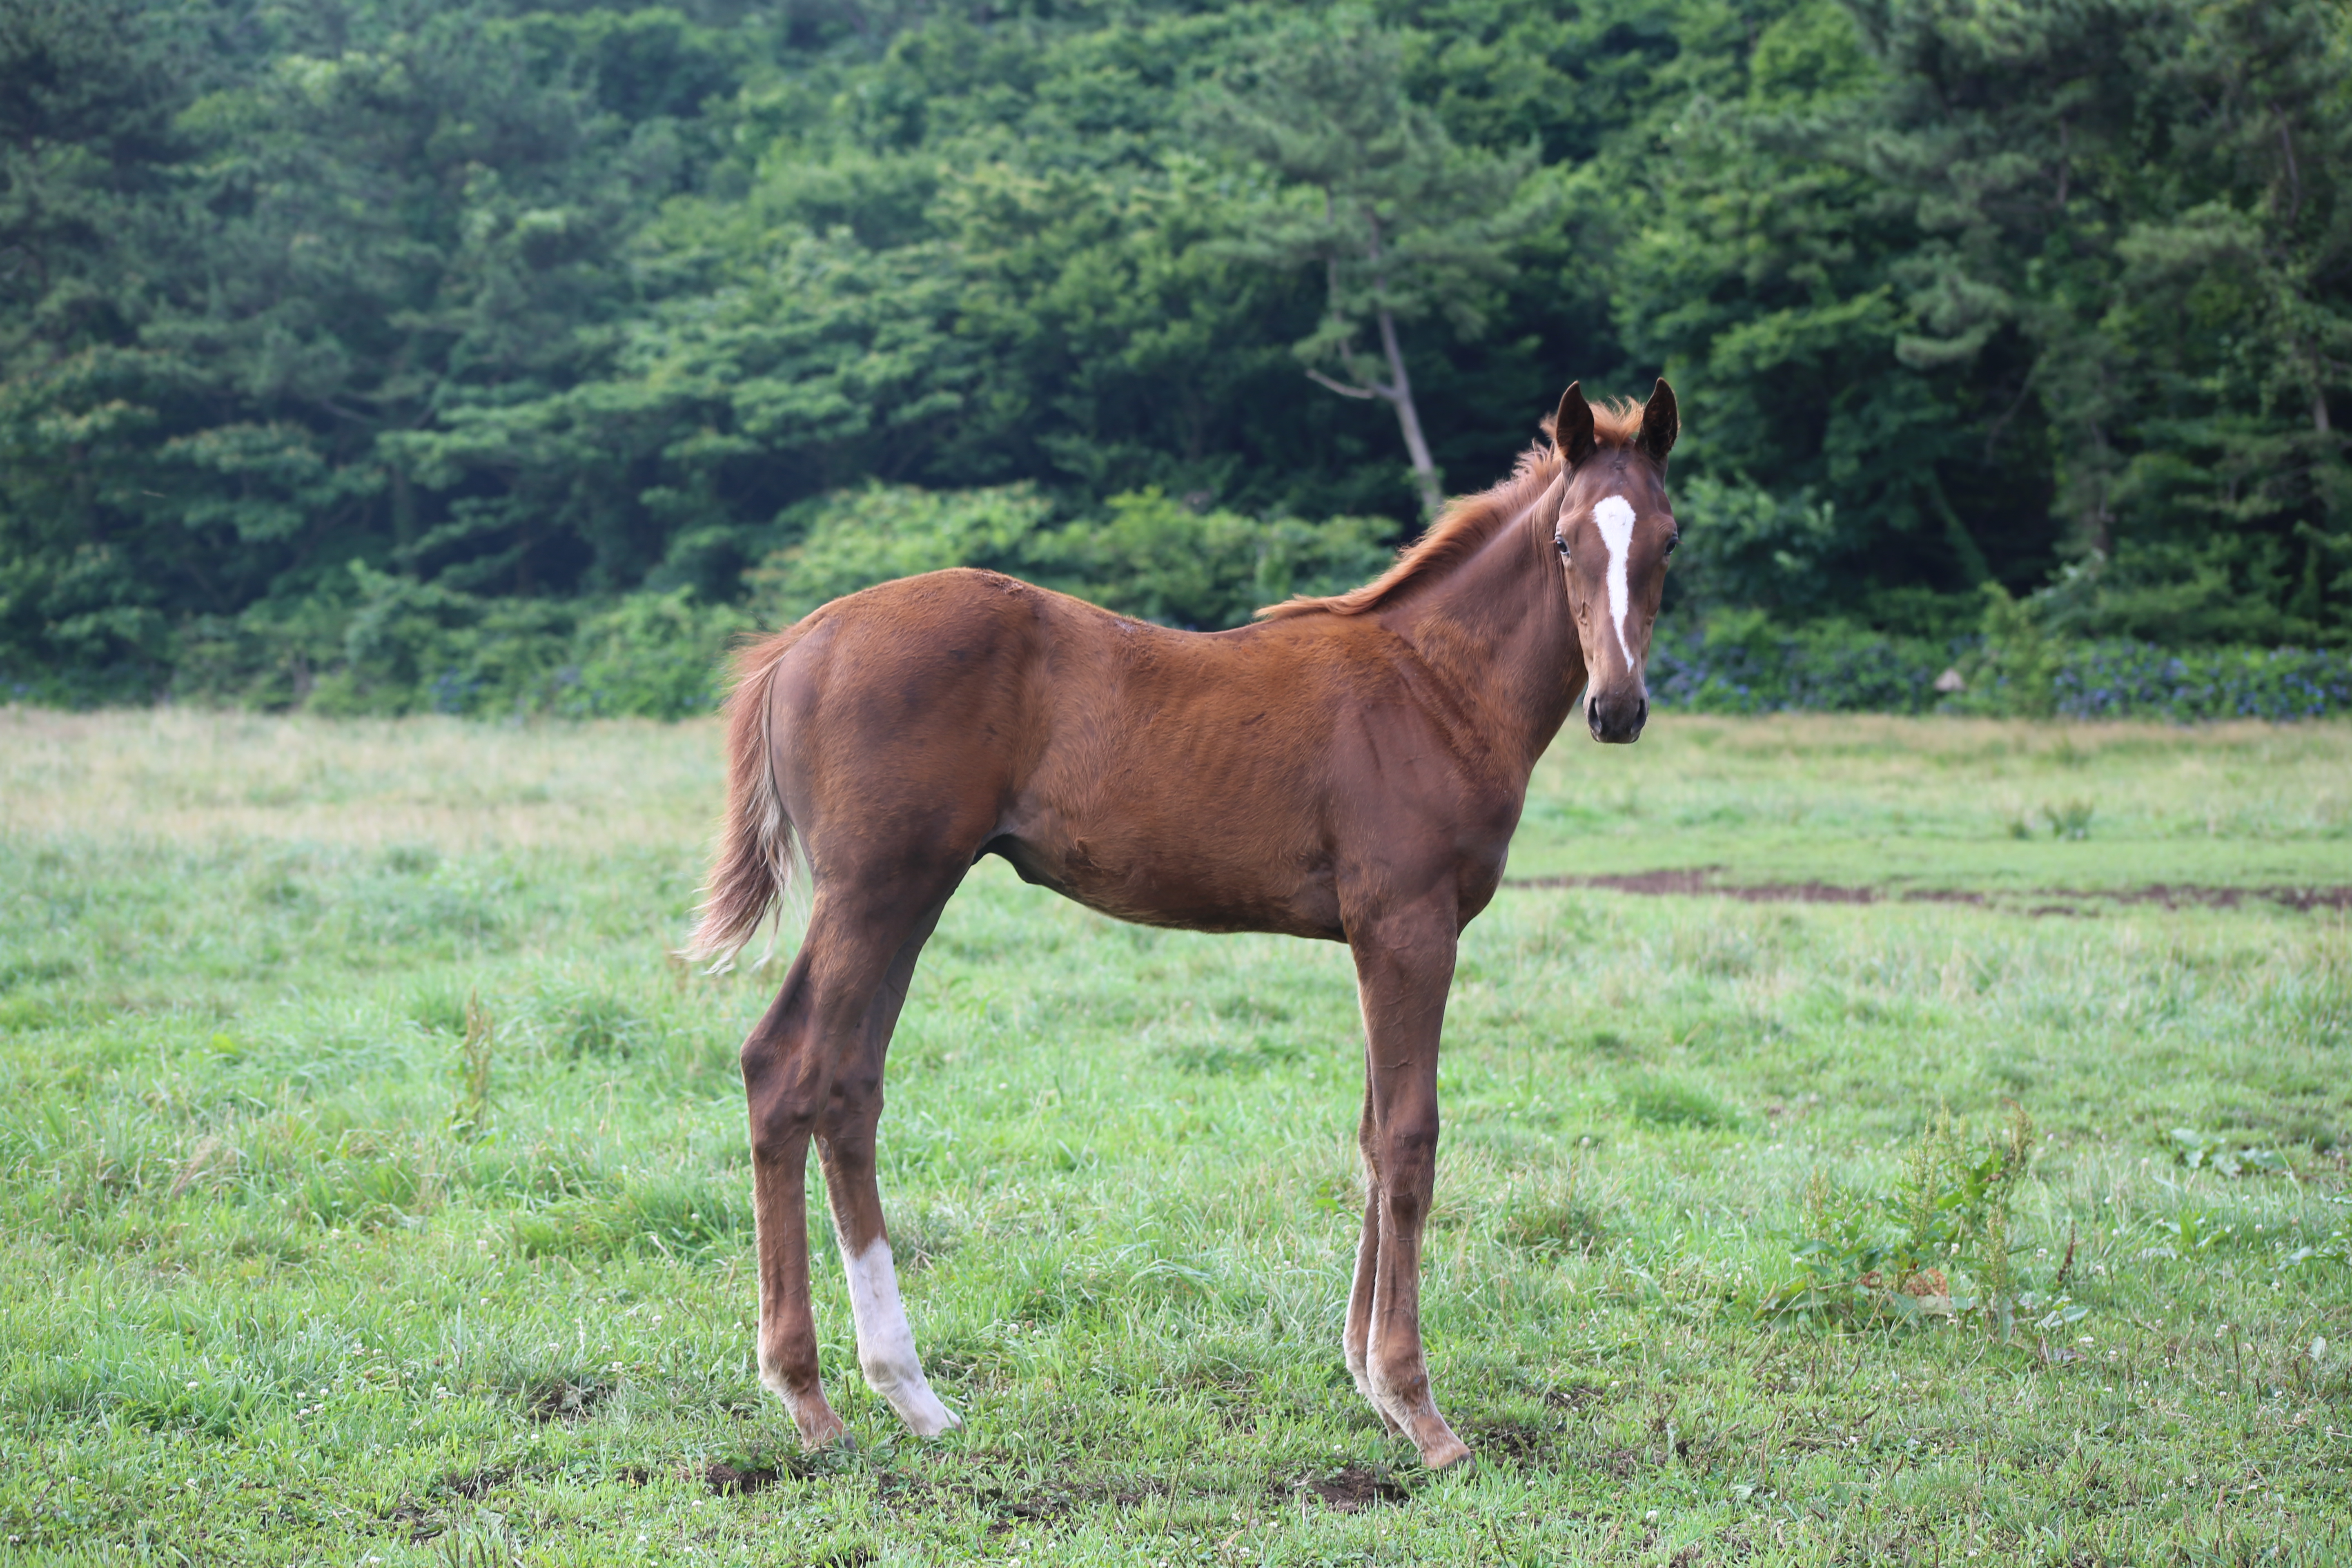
[684,628,804,969]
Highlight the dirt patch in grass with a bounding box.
[1461,1418,1559,1466]
[1592,1446,1644,1480]
[1543,1383,1607,1412]
[1509,869,2352,915]
[383,1501,443,1543]
[702,1461,786,1495]
[870,1470,936,1513]
[1294,1466,1410,1512]
[983,1486,1076,1525]
[874,1470,1165,1531]
[987,1479,1165,1524]
[1517,869,1883,904]
[445,1468,508,1500]
[516,1377,610,1423]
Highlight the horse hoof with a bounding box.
[1420,1437,1474,1472]
[895,1396,962,1438]
[791,1409,850,1451]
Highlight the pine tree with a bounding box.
[1200,12,1555,519]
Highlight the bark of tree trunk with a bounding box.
[1361,214,1440,519]
[390,464,417,551]
[1375,304,1443,521]
[1925,467,1992,585]
[1303,200,1445,519]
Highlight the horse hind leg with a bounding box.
[815,902,960,1438]
[740,885,950,1448]
[739,945,842,1447]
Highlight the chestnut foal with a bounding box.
[687,381,1679,1469]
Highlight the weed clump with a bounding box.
[499,1368,613,1423]
[1620,1073,1737,1130]
[509,1175,748,1263]
[449,992,496,1143]
[1494,1185,1612,1256]
[1759,1104,2075,1338]
[2167,1127,2288,1176]
[292,1144,428,1232]
[534,985,644,1060]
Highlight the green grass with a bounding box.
[2,708,2348,1566]
[1511,713,2352,889]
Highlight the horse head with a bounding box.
[1548,379,1678,744]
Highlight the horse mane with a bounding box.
[1256,396,1648,621]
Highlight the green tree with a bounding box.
[1200,11,1557,519]
[1848,0,2352,641]
[0,0,197,692]
[1,1,742,697]
[1604,0,2042,629]
[12,0,2352,708]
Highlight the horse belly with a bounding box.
[988,747,1345,945]
[992,803,1341,941]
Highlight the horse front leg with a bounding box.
[1347,907,1473,1470]
[1343,1071,1402,1434]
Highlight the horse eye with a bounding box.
[1664,533,1680,557]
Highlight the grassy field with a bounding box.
[1,708,2348,1566]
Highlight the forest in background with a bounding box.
[5,0,2351,717]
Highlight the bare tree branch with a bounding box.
[1305,367,1388,401]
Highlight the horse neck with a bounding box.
[1379,494,1585,779]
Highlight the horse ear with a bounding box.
[1554,382,1597,468]
[1638,378,1679,466]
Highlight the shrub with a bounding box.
[1648,610,1954,714]
[41,478,2352,724]
[747,483,1057,626]
[167,568,747,720]
[1648,608,2352,722]
[2051,641,2352,722]
[1967,582,2061,718]
[748,482,1395,632]
[550,591,751,719]
[1029,488,1394,630]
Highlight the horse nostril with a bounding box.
[1635,698,1648,727]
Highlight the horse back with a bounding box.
[766,568,1523,937]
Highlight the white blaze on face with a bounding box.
[843,1237,960,1436]
[1592,494,1638,671]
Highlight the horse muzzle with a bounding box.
[1586,689,1648,745]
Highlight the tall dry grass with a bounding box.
[0,707,725,851]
